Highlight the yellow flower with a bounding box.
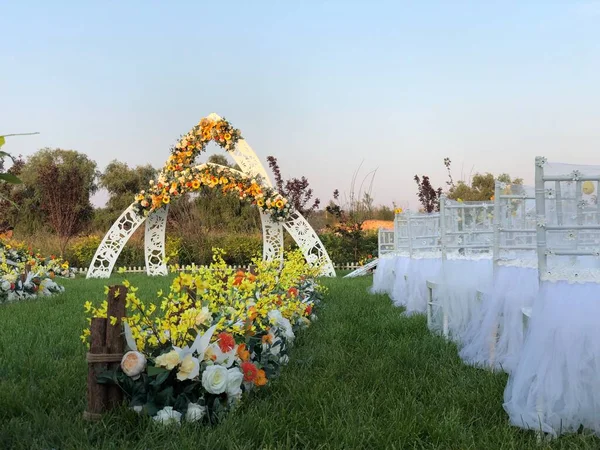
[155,350,180,370]
[162,195,170,204]
[256,198,265,207]
[191,179,200,190]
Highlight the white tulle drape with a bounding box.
[460,264,538,372]
[503,281,600,437]
[430,257,493,341]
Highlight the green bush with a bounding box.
[318,230,377,263]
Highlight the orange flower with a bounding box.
[305,305,312,316]
[254,369,267,386]
[248,306,258,320]
[241,361,258,382]
[262,334,273,344]
[217,332,236,353]
[287,287,298,297]
[237,343,250,362]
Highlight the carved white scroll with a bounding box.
[86,205,146,278]
[145,205,169,276]
[283,211,336,277]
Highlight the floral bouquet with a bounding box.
[0,240,71,303]
[82,249,324,425]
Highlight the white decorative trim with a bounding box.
[535,156,547,167]
[541,268,600,284]
[144,206,169,276]
[86,205,146,278]
[283,211,336,277]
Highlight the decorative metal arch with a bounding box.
[87,114,335,278]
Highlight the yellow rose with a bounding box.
[176,354,199,381]
[155,349,180,370]
[583,181,595,195]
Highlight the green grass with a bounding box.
[0,274,598,449]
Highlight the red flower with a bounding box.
[217,332,236,353]
[305,305,312,316]
[241,361,258,382]
[287,287,298,298]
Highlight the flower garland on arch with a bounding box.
[132,115,293,222]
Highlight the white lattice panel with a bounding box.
[145,205,169,276]
[86,205,146,278]
[284,211,336,277]
[260,210,284,263]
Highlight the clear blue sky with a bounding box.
[2,0,599,210]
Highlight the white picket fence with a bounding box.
[71,262,366,274]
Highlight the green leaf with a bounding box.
[150,370,171,387]
[0,136,5,148]
[96,370,118,385]
[147,365,169,377]
[0,173,22,184]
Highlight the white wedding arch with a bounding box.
[87,113,336,279]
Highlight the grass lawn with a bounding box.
[1,273,599,449]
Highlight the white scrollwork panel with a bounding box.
[86,204,147,278]
[260,211,284,263]
[145,205,169,276]
[228,139,273,187]
[283,211,336,277]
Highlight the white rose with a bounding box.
[153,406,182,425]
[131,405,143,414]
[121,351,147,380]
[226,368,244,398]
[268,310,295,341]
[1,281,10,291]
[185,402,206,422]
[202,365,228,394]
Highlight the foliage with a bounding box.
[19,148,98,256]
[318,229,377,263]
[82,249,324,424]
[414,174,442,213]
[98,160,157,225]
[267,156,320,217]
[446,173,524,202]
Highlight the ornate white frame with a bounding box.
[87,115,335,278]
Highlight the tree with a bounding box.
[414,175,443,213]
[267,156,320,218]
[20,148,98,256]
[446,172,523,201]
[100,160,157,213]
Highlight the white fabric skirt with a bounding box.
[403,257,442,316]
[504,281,600,437]
[390,256,411,307]
[370,255,397,296]
[430,258,493,342]
[460,265,538,373]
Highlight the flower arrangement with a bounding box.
[0,238,73,303]
[82,249,324,425]
[132,114,293,223]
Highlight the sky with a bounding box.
[1,0,600,211]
